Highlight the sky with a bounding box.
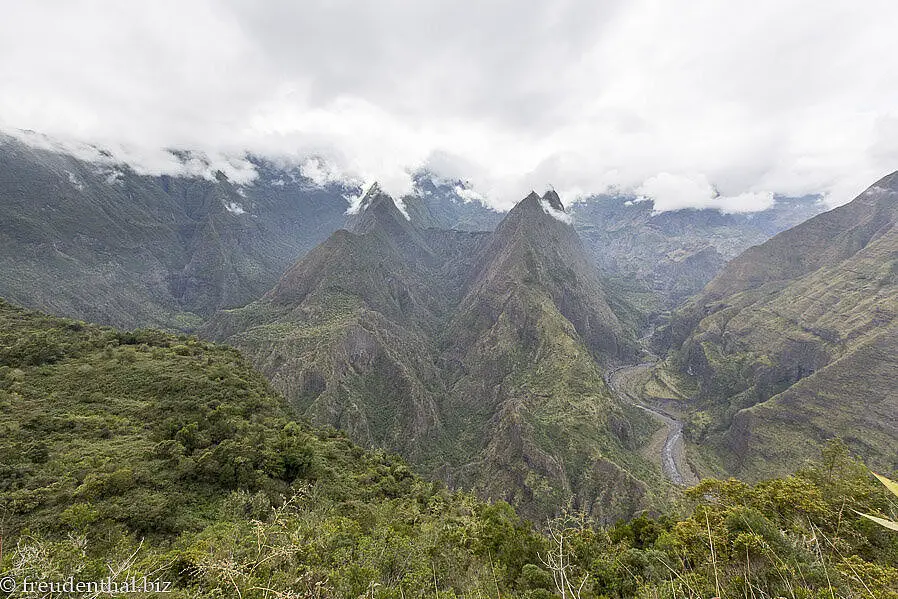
[2,0,898,211]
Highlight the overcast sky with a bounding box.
[2,0,898,211]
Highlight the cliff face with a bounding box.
[570,193,824,313]
[664,173,898,478]
[0,134,350,330]
[205,189,660,522]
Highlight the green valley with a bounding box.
[2,300,897,598]
[204,187,662,523]
[660,172,898,480]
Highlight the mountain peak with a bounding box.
[541,189,564,212]
[346,183,415,234]
[352,182,405,215]
[357,181,383,202]
[507,189,572,225]
[342,184,443,264]
[539,190,570,224]
[471,189,634,361]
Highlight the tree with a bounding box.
[539,511,590,599]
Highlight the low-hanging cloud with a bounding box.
[1,0,897,211]
[635,173,775,214]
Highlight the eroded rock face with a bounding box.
[0,134,353,330]
[570,192,824,310]
[665,173,898,479]
[204,188,660,522]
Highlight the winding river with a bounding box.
[605,362,689,485]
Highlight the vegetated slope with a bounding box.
[662,172,898,479]
[1,301,896,598]
[0,298,545,596]
[1,130,824,336]
[205,187,660,523]
[570,194,824,312]
[440,192,650,521]
[0,133,350,330]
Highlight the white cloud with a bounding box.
[344,182,377,215]
[393,198,412,221]
[343,182,411,220]
[65,171,84,191]
[299,157,342,187]
[1,1,897,211]
[539,199,573,224]
[224,201,246,215]
[636,173,775,214]
[453,185,485,203]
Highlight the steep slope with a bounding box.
[205,188,660,522]
[3,301,896,598]
[412,172,505,231]
[204,185,482,460]
[0,134,350,329]
[663,173,898,478]
[0,298,557,597]
[439,192,650,520]
[0,130,823,334]
[570,193,824,312]
[451,191,633,361]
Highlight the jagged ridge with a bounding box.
[663,172,898,478]
[204,187,660,522]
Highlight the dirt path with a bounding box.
[605,360,692,486]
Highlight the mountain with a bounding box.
[0,132,825,335]
[569,193,825,313]
[3,300,895,598]
[661,172,898,479]
[204,187,661,522]
[412,172,505,231]
[0,133,350,330]
[0,298,551,595]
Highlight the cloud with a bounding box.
[539,199,573,224]
[636,173,775,214]
[299,157,343,188]
[344,182,378,215]
[453,186,486,203]
[1,0,897,210]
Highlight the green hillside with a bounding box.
[0,298,546,596]
[0,134,349,330]
[662,172,898,479]
[1,299,897,597]
[204,189,660,523]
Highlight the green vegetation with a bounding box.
[1,301,897,597]
[0,299,547,596]
[859,473,898,532]
[662,173,898,480]
[204,190,657,524]
[0,134,349,330]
